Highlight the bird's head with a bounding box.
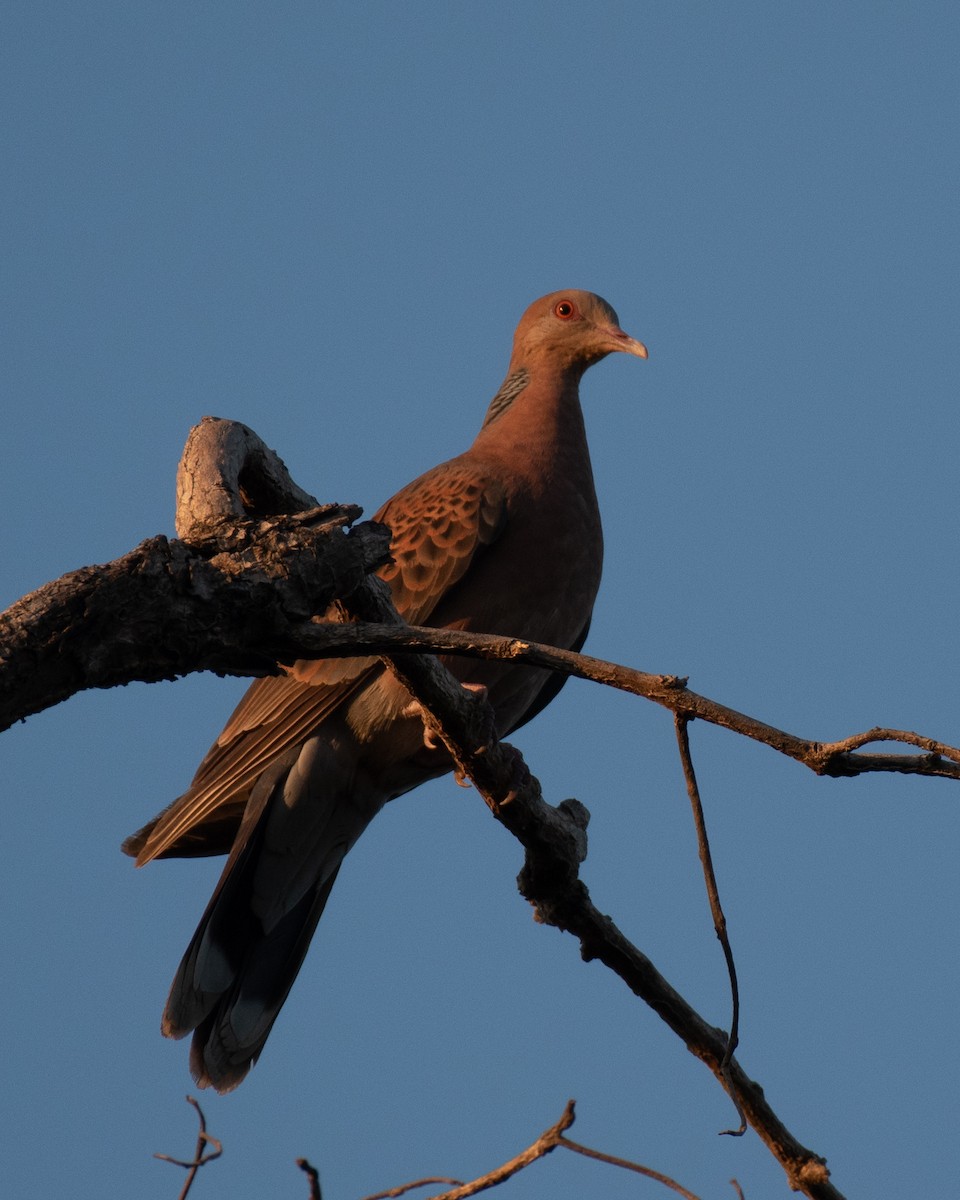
[511,290,648,374]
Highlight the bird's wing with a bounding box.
[125,458,507,865]
[371,455,508,624]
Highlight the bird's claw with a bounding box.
[502,743,532,801]
[403,682,490,752]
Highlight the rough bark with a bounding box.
[0,416,392,730]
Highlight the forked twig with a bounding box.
[154,1095,222,1200]
[368,1100,704,1200]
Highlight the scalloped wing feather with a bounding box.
[125,459,507,865]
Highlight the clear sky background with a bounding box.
[2,4,958,1198]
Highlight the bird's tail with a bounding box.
[161,745,369,1093]
[171,873,339,1093]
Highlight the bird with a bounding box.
[123,289,647,1092]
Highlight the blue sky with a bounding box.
[3,4,959,1197]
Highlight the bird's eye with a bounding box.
[554,300,577,319]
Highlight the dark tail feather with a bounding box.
[161,749,341,1093]
[187,870,339,1093]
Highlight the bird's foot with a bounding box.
[403,682,490,752]
[501,743,533,801]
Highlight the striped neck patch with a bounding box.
[481,368,530,428]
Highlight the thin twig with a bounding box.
[559,1133,702,1199]
[417,1097,576,1198]
[675,715,746,1137]
[185,612,960,780]
[400,1100,703,1200]
[153,1096,222,1200]
[302,623,960,781]
[296,1158,323,1199]
[360,1177,464,1199]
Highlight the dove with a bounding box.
[124,289,647,1091]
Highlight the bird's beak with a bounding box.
[604,325,648,359]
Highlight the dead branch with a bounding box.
[3,416,939,1198]
[1,418,956,788]
[356,1100,704,1200]
[414,1100,581,1199]
[4,570,957,783]
[337,575,842,1199]
[675,715,745,1137]
[0,418,395,736]
[246,622,960,782]
[154,1095,222,1200]
[297,1157,323,1200]
[174,415,322,538]
[359,1175,464,1199]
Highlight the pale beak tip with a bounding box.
[608,326,648,359]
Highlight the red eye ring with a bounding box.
[554,299,577,319]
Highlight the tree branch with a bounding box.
[340,609,842,1197]
[0,416,393,730]
[5,416,943,1199]
[265,622,960,782]
[4,565,957,783]
[356,1100,715,1200]
[0,513,391,731]
[153,1095,222,1200]
[3,420,956,786]
[296,1157,324,1200]
[675,715,745,1137]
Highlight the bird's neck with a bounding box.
[472,363,592,482]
